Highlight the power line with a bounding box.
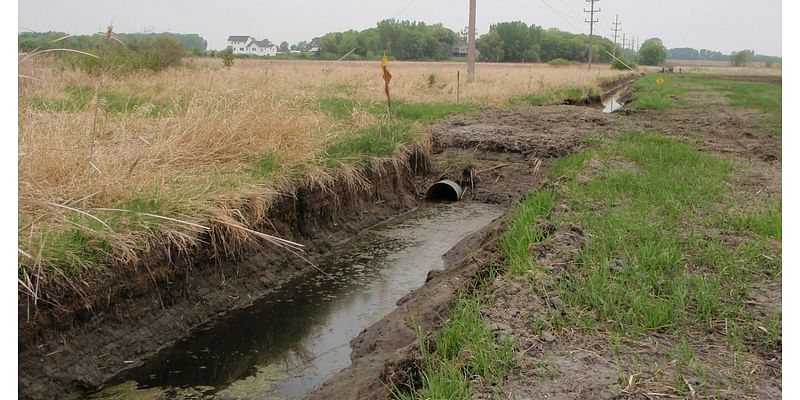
[540,0,584,32]
[390,0,420,19]
[553,0,583,12]
[584,0,600,70]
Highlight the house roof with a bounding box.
[227,35,251,42]
[254,39,275,48]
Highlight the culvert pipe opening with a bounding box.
[425,179,463,201]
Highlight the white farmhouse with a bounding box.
[226,35,278,56]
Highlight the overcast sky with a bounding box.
[18,0,782,56]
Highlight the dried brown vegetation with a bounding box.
[17,56,624,305]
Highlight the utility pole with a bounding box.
[467,0,476,83]
[611,14,622,57]
[621,32,627,57]
[584,0,600,70]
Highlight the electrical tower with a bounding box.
[621,32,627,57]
[584,0,600,70]
[611,14,622,57]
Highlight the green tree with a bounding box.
[492,21,532,61]
[279,41,289,52]
[476,31,504,62]
[730,50,751,67]
[638,38,667,65]
[221,47,234,68]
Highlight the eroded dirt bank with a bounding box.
[19,152,429,399]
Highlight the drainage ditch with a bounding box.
[92,201,503,399]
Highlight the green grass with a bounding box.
[317,98,475,169]
[252,152,282,178]
[37,228,112,278]
[318,96,476,122]
[499,190,558,275]
[700,78,781,117]
[25,84,183,117]
[625,75,691,110]
[724,207,782,239]
[25,191,189,275]
[392,287,515,400]
[317,96,385,120]
[509,86,600,106]
[626,74,782,136]
[393,102,477,121]
[321,122,420,168]
[503,132,780,336]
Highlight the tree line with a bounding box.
[19,32,207,53]
[18,32,204,73]
[317,19,459,60]
[668,47,781,65]
[476,21,615,63]
[315,19,620,64]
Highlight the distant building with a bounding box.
[452,42,468,57]
[452,42,479,58]
[226,35,278,56]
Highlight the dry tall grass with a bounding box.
[18,56,626,293]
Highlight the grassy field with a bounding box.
[18,57,630,298]
[400,73,781,398]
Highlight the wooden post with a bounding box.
[457,70,461,103]
[385,80,393,115]
[467,0,476,83]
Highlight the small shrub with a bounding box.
[221,47,234,69]
[548,58,571,67]
[62,34,184,74]
[611,58,637,71]
[427,73,437,88]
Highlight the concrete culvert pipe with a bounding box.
[426,179,463,201]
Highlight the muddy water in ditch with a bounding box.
[602,93,624,113]
[94,202,503,399]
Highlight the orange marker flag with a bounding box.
[381,52,393,113]
[381,53,392,92]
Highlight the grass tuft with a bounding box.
[392,289,515,400]
[321,122,420,167]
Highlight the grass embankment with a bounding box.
[399,132,779,399]
[628,73,781,136]
[400,74,780,398]
[18,90,473,283]
[393,286,515,399]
